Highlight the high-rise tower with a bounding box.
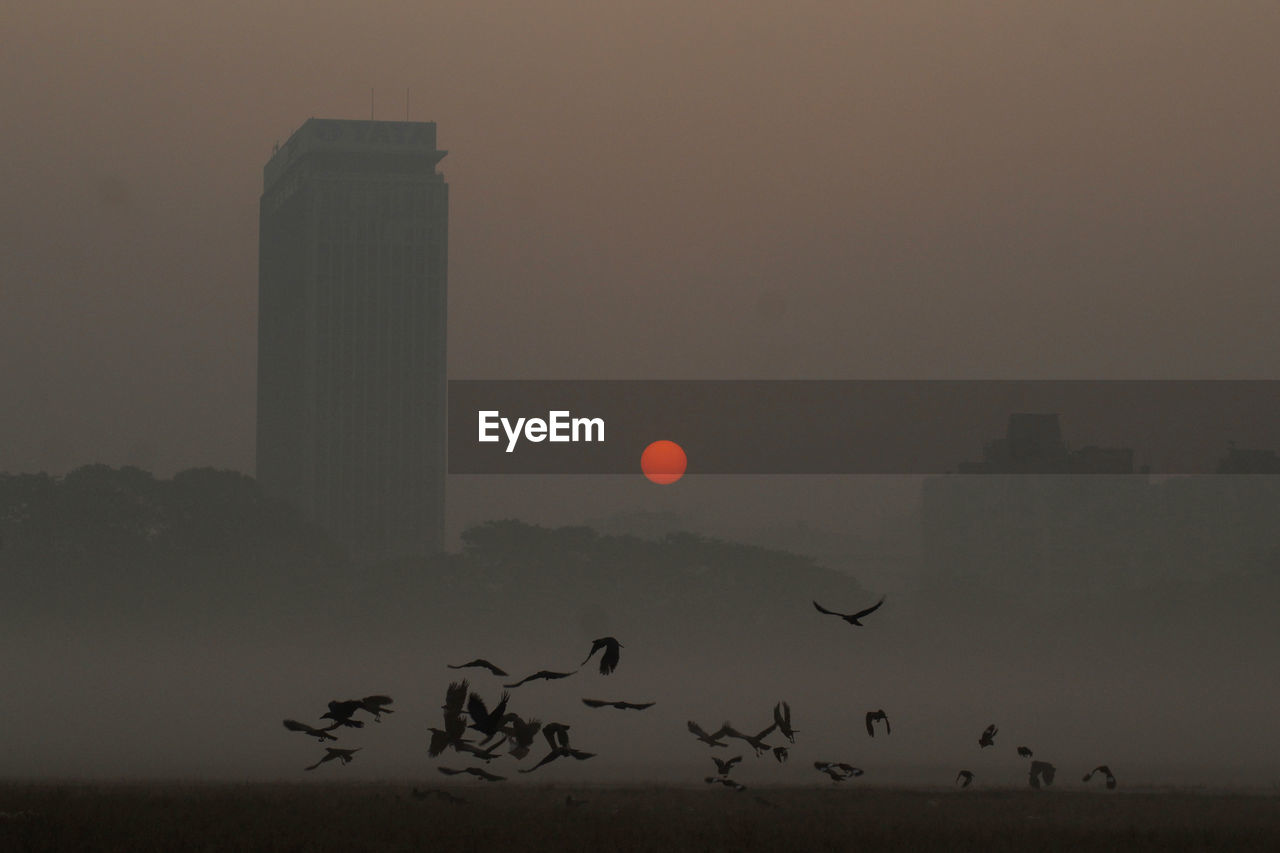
[257,118,447,555]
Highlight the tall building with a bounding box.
[257,118,448,556]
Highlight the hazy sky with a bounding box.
[3,1,1280,477]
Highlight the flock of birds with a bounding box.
[281,596,1118,797]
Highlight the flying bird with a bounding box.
[447,659,508,677]
[1029,760,1056,789]
[466,691,511,739]
[441,680,469,718]
[582,698,655,711]
[582,637,623,675]
[812,596,885,626]
[427,715,470,757]
[1083,765,1117,789]
[865,709,890,737]
[956,770,974,788]
[499,713,542,760]
[520,747,596,774]
[320,700,364,729]
[723,723,777,756]
[282,719,338,742]
[1017,746,1033,758]
[773,702,797,743]
[504,670,578,689]
[358,695,394,721]
[438,766,505,782]
[704,777,747,791]
[978,724,998,748]
[814,761,863,782]
[542,722,572,751]
[772,746,789,764]
[304,747,360,771]
[711,755,743,776]
[688,721,731,748]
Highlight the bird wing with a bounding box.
[582,698,609,708]
[865,713,875,737]
[812,600,845,617]
[437,767,465,776]
[621,701,654,710]
[851,596,886,621]
[688,721,710,739]
[466,692,490,725]
[581,639,604,665]
[883,714,890,735]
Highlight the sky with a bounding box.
[3,1,1280,478]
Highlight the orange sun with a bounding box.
[641,440,687,484]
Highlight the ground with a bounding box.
[2,784,1279,852]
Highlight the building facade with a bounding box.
[257,118,448,556]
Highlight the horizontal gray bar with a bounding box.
[447,381,1280,475]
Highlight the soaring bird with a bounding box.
[358,695,394,721]
[814,761,863,781]
[812,596,885,626]
[978,724,998,748]
[773,702,797,743]
[1017,746,1033,758]
[504,670,578,689]
[320,700,364,729]
[304,747,360,771]
[582,637,623,675]
[282,719,338,742]
[957,770,974,788]
[520,747,596,774]
[711,755,743,776]
[1083,765,1117,789]
[447,659,508,677]
[723,723,777,756]
[865,709,890,737]
[1029,760,1056,789]
[581,698,655,711]
[688,721,731,747]
[705,777,747,791]
[466,690,511,739]
[438,766,505,782]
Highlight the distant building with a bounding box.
[923,415,1280,591]
[257,119,448,556]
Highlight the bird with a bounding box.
[812,596,885,626]
[304,747,360,771]
[865,709,890,737]
[438,766,505,782]
[1083,765,1117,789]
[542,722,572,751]
[773,702,797,743]
[282,719,338,742]
[711,755,743,776]
[320,700,364,729]
[456,738,507,762]
[1029,760,1056,789]
[520,746,596,774]
[688,721,730,748]
[957,770,974,788]
[447,659,508,677]
[427,715,470,757]
[582,637,623,675]
[1017,746,1033,758]
[504,670,578,689]
[723,722,777,756]
[978,724,998,748]
[772,747,789,764]
[441,680,469,718]
[466,690,510,739]
[581,699,655,711]
[705,777,747,791]
[814,761,863,781]
[499,713,542,760]
[358,695,394,721]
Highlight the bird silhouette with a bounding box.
[504,670,578,689]
[521,747,596,773]
[441,680,469,718]
[499,713,542,760]
[542,722,572,751]
[704,777,747,791]
[304,747,360,771]
[1083,765,1117,789]
[320,700,364,729]
[466,690,510,739]
[456,738,507,762]
[978,724,998,748]
[358,695,394,721]
[282,719,338,742]
[438,766,505,782]
[1017,746,1033,757]
[688,721,731,748]
[447,659,508,677]
[581,698,654,711]
[427,714,470,757]
[865,709,890,737]
[1029,760,1056,789]
[582,637,623,675]
[723,723,777,756]
[956,770,974,788]
[772,746,789,764]
[711,755,743,776]
[812,596,885,626]
[773,702,797,743]
[814,761,863,781]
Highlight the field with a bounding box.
[3,784,1279,852]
